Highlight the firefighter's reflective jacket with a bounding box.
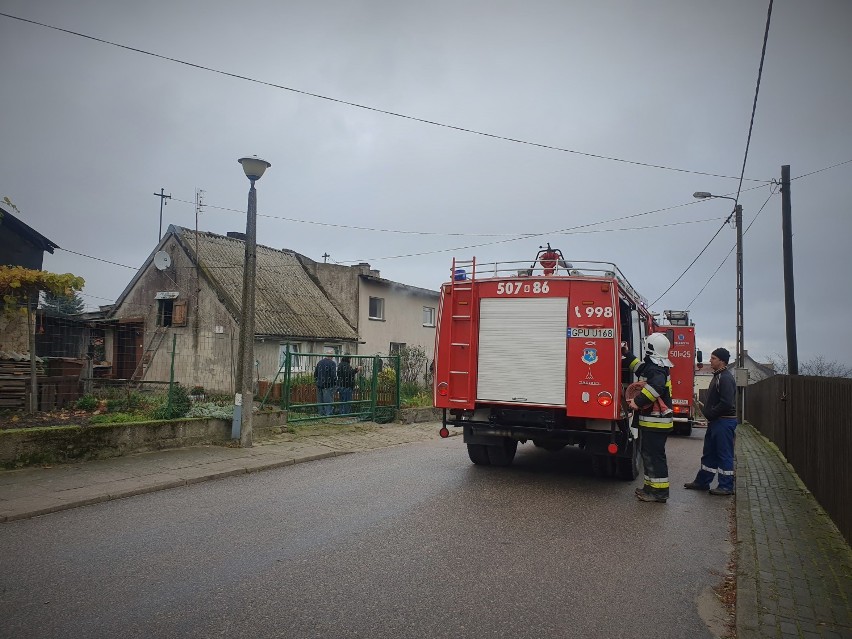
[624,351,674,431]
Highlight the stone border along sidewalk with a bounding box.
[736,423,852,639]
[0,422,450,523]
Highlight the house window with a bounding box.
[389,342,406,356]
[423,306,436,327]
[157,299,187,327]
[369,297,385,320]
[279,343,302,371]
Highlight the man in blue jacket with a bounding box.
[685,347,738,495]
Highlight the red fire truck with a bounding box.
[433,246,672,479]
[653,310,702,436]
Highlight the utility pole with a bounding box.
[735,203,745,423]
[231,156,271,448]
[322,252,330,263]
[154,188,172,241]
[232,181,258,447]
[780,165,798,375]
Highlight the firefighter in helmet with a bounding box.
[622,333,674,503]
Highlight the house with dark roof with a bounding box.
[106,226,358,391]
[0,206,61,354]
[105,226,438,393]
[0,205,59,271]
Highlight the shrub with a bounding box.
[401,382,424,398]
[399,345,428,385]
[187,402,234,420]
[75,395,98,411]
[150,384,192,420]
[105,398,125,413]
[378,367,397,388]
[402,392,432,408]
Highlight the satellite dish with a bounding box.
[153,251,172,271]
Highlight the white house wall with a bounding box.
[358,279,438,361]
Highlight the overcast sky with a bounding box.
[2,1,850,364]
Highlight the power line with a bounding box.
[685,190,777,309]
[650,219,731,307]
[56,247,137,269]
[733,0,774,204]
[341,183,777,263]
[174,197,537,238]
[0,11,773,183]
[790,158,852,181]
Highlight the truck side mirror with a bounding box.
[696,349,703,370]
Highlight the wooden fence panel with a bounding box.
[745,375,852,545]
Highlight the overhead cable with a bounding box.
[0,11,771,183]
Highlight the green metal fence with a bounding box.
[259,353,400,423]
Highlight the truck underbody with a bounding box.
[444,406,641,480]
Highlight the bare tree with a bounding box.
[764,353,852,378]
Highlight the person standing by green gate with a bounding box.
[314,354,337,417]
[336,356,359,415]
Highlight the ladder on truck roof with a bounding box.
[448,257,476,405]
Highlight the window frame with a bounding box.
[368,296,385,321]
[279,343,303,371]
[422,306,436,327]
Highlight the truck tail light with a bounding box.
[597,391,613,407]
[437,382,449,397]
[607,443,619,455]
[439,427,450,438]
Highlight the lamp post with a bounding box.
[231,156,271,447]
[694,191,744,422]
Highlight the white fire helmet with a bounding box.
[644,333,674,368]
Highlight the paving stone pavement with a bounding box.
[0,421,448,523]
[736,423,852,639]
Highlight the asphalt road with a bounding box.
[0,431,732,639]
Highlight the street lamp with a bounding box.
[694,191,744,422]
[231,156,271,447]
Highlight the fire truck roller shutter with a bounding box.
[476,297,568,406]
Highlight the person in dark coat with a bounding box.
[685,347,738,495]
[314,354,337,417]
[336,356,359,415]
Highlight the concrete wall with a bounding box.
[0,411,288,468]
[297,257,362,328]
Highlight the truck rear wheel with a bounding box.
[675,421,692,437]
[487,437,518,466]
[467,443,491,465]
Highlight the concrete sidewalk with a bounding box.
[0,421,448,522]
[2,419,850,638]
[736,423,852,639]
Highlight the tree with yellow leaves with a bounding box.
[0,266,85,413]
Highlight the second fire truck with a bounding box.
[432,245,700,479]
